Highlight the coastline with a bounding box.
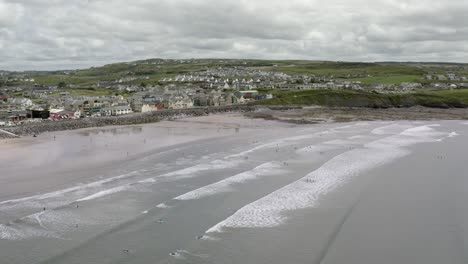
[245,106,468,124]
[0,105,258,139]
[2,105,468,142]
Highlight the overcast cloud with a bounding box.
[1,0,467,70]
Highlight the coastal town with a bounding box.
[1,59,468,127]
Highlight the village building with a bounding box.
[101,105,133,116]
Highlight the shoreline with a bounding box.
[0,112,266,149]
[245,106,468,124]
[0,105,258,139]
[2,105,468,141]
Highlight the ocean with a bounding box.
[1,115,467,264]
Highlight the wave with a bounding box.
[76,186,129,202]
[206,125,446,232]
[174,162,285,201]
[0,171,143,208]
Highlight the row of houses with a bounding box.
[425,73,468,82]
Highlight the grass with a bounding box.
[50,88,133,97]
[258,89,468,108]
[344,75,422,85]
[261,62,425,76]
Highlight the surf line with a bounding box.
[205,125,446,233]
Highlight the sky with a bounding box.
[1,0,467,70]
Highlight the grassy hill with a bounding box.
[258,89,468,109]
[5,59,467,88]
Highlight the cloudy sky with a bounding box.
[1,0,467,70]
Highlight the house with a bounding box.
[32,86,57,94]
[256,94,273,100]
[101,105,133,116]
[224,93,239,105]
[400,83,422,89]
[446,72,457,80]
[236,90,259,100]
[141,103,165,113]
[295,84,314,90]
[431,83,449,90]
[168,96,194,109]
[50,109,76,119]
[0,92,8,102]
[8,110,28,122]
[8,98,33,108]
[193,94,209,107]
[277,84,296,90]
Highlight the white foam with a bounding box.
[295,122,412,155]
[371,124,413,135]
[173,249,206,259]
[161,159,242,180]
[142,210,148,214]
[200,235,220,241]
[325,139,354,145]
[348,135,366,140]
[0,213,65,240]
[461,121,468,125]
[0,223,49,240]
[141,145,279,184]
[355,122,371,126]
[295,144,336,154]
[169,250,190,260]
[226,142,279,158]
[448,132,459,138]
[0,171,141,207]
[27,211,47,228]
[138,178,156,183]
[76,186,128,202]
[174,162,285,201]
[226,127,342,159]
[207,125,447,232]
[334,125,354,130]
[399,125,442,138]
[156,203,171,209]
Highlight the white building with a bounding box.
[168,97,194,109]
[102,105,133,116]
[141,104,161,113]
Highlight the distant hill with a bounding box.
[1,59,468,87]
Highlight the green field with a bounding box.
[345,75,422,85]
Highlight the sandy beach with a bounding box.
[1,114,467,264]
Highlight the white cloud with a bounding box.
[1,0,467,70]
[0,1,23,27]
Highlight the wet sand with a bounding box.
[0,114,467,264]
